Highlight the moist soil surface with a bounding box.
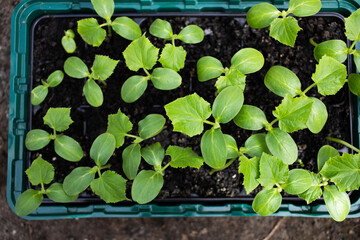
[30,14,352,202]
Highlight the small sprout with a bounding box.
[61,29,76,53]
[31,70,64,105]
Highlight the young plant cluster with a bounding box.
[18,0,360,222]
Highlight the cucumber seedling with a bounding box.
[31,70,64,105]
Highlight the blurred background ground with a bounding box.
[1,0,360,239]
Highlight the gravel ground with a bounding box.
[1,0,360,239]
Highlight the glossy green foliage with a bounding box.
[266,128,298,165]
[323,185,350,222]
[46,183,78,203]
[317,145,339,172]
[107,109,133,148]
[61,29,76,53]
[306,97,328,134]
[141,142,164,168]
[298,172,323,204]
[264,66,302,97]
[345,8,360,42]
[15,189,43,217]
[314,40,347,63]
[31,70,64,105]
[166,145,204,169]
[64,167,97,196]
[239,156,260,194]
[122,143,141,180]
[269,17,302,47]
[348,73,360,98]
[257,153,289,189]
[26,157,54,186]
[132,170,164,204]
[224,134,239,159]
[234,105,267,131]
[281,169,312,194]
[252,188,282,216]
[137,114,166,141]
[90,133,116,167]
[201,128,227,169]
[246,3,280,28]
[244,133,271,158]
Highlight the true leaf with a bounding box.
[354,52,360,73]
[149,19,173,39]
[212,86,244,124]
[266,128,298,165]
[54,135,83,162]
[177,25,204,44]
[239,156,260,194]
[269,16,302,47]
[323,185,350,222]
[47,70,64,87]
[90,133,116,167]
[288,0,321,17]
[150,68,182,90]
[234,105,267,130]
[63,167,97,196]
[123,35,159,71]
[317,145,339,172]
[264,66,302,97]
[91,0,114,20]
[31,85,48,105]
[107,109,133,148]
[25,129,51,151]
[200,128,227,169]
[306,97,328,134]
[46,183,78,203]
[215,68,246,93]
[26,157,54,185]
[230,48,264,74]
[138,114,166,140]
[165,93,211,137]
[312,56,347,96]
[83,78,103,107]
[141,142,164,167]
[122,143,141,180]
[15,189,43,216]
[77,18,106,47]
[224,134,239,159]
[90,170,128,203]
[348,73,360,98]
[345,8,360,41]
[298,172,323,204]
[158,44,187,72]
[246,3,280,28]
[166,145,203,169]
[132,170,164,204]
[282,169,312,194]
[43,108,73,132]
[257,153,289,189]
[91,55,119,81]
[314,40,348,63]
[112,17,142,40]
[64,56,89,78]
[252,188,282,216]
[197,56,224,82]
[121,75,148,103]
[244,133,271,158]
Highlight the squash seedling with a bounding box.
[149,18,204,72]
[64,55,119,107]
[25,108,83,162]
[246,0,322,46]
[61,29,76,53]
[15,157,78,216]
[31,70,64,105]
[77,0,141,47]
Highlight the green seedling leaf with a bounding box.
[264,66,302,97]
[112,17,142,40]
[320,153,360,192]
[107,109,133,148]
[298,172,323,204]
[258,153,289,189]
[83,78,103,107]
[234,105,267,130]
[317,145,339,172]
[273,95,313,133]
[312,56,347,96]
[231,48,264,74]
[212,86,244,124]
[159,44,186,72]
[122,143,141,180]
[26,157,54,185]
[123,35,159,71]
[197,56,224,82]
[324,185,350,222]
[63,167,97,196]
[77,18,106,47]
[314,40,348,63]
[25,129,51,151]
[121,75,148,103]
[54,135,83,162]
[141,142,164,168]
[150,68,182,90]
[306,97,328,134]
[91,55,119,81]
[354,52,360,72]
[166,145,203,169]
[15,189,43,217]
[31,85,48,106]
[269,16,302,47]
[244,133,271,158]
[43,108,73,132]
[90,170,128,203]
[282,169,312,194]
[246,3,280,28]
[266,128,298,165]
[224,134,239,159]
[46,183,78,203]
[177,25,204,44]
[47,70,64,87]
[345,8,360,41]
[348,73,360,98]
[288,0,321,17]
[91,0,114,20]
[149,19,173,39]
[132,170,164,204]
[64,56,89,79]
[90,133,116,167]
[61,30,76,54]
[201,128,227,169]
[239,156,260,194]
[252,188,282,216]
[165,93,211,137]
[215,68,246,93]
[138,114,166,140]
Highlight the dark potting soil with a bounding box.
[30,14,352,201]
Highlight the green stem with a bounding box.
[209,158,237,175]
[41,183,46,194]
[325,137,360,153]
[108,25,112,37]
[125,133,140,139]
[99,79,107,86]
[143,68,151,77]
[269,119,279,127]
[97,167,102,178]
[309,38,318,47]
[348,40,358,53]
[302,82,317,95]
[172,37,175,46]
[100,164,111,170]
[204,120,217,126]
[160,162,171,173]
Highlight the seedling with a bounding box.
[25,108,83,162]
[15,157,78,216]
[64,55,118,107]
[77,0,141,47]
[149,18,204,72]
[61,29,76,53]
[122,35,182,103]
[197,48,264,92]
[31,70,64,105]
[246,0,322,46]
[63,133,128,203]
